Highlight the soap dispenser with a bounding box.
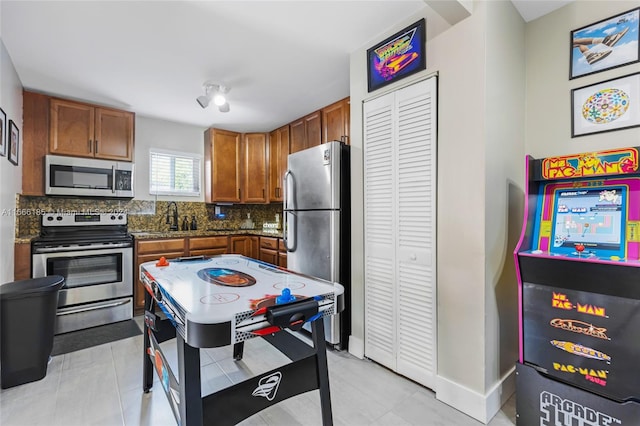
[190,215,198,230]
[181,216,189,231]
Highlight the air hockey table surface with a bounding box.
[140,254,344,347]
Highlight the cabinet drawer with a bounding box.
[190,248,227,257]
[189,236,228,251]
[278,252,287,268]
[260,237,278,250]
[259,248,278,265]
[137,238,186,255]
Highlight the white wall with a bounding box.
[483,0,525,412]
[0,38,23,284]
[526,1,640,157]
[133,115,206,201]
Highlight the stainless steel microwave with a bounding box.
[45,155,134,198]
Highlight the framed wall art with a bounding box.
[8,119,19,165]
[571,72,640,137]
[0,108,6,157]
[570,7,639,79]
[367,18,426,92]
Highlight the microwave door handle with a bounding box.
[112,165,116,193]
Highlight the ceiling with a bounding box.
[1,1,573,133]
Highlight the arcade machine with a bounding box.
[514,147,640,425]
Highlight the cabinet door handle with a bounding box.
[95,140,98,154]
[276,187,280,198]
[263,188,265,199]
[238,188,241,199]
[89,139,93,153]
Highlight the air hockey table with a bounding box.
[140,254,344,426]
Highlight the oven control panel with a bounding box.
[42,213,127,227]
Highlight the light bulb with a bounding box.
[213,93,226,106]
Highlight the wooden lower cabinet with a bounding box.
[14,243,32,281]
[259,237,287,267]
[228,236,258,259]
[134,238,186,313]
[189,236,228,256]
[279,238,288,268]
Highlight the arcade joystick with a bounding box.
[156,256,170,267]
[575,244,585,256]
[276,288,296,305]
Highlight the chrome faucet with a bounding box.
[166,202,179,231]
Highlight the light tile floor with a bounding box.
[0,318,516,426]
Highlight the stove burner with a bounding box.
[197,268,256,287]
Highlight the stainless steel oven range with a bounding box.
[32,212,133,334]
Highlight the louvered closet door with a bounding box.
[364,77,437,390]
[363,93,397,370]
[395,78,437,388]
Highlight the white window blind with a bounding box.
[149,149,201,196]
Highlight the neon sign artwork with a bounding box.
[367,19,426,92]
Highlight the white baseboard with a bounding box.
[348,335,365,359]
[436,367,515,424]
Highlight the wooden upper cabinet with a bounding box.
[289,110,322,154]
[49,98,134,161]
[305,111,322,149]
[268,125,289,202]
[289,118,306,154]
[322,97,350,144]
[242,133,268,203]
[50,99,94,157]
[94,108,134,160]
[22,91,50,196]
[205,128,242,203]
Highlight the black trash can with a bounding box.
[0,275,64,389]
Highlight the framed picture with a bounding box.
[570,7,639,79]
[571,72,640,137]
[8,119,19,165]
[0,108,6,157]
[367,18,426,92]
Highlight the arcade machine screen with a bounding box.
[548,185,626,259]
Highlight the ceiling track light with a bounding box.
[197,81,230,112]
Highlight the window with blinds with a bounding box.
[149,149,201,196]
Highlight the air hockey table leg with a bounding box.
[177,334,203,425]
[143,290,153,393]
[311,318,333,426]
[233,342,244,360]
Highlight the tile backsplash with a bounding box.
[15,195,282,237]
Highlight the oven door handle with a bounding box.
[32,242,133,253]
[57,299,131,316]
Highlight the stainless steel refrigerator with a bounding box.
[283,141,350,349]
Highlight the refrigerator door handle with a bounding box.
[283,211,297,252]
[283,170,295,211]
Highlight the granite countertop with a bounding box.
[15,235,38,244]
[15,229,283,244]
[130,228,283,240]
